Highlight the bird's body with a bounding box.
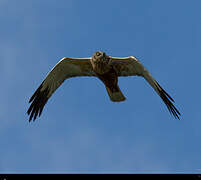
[91,52,125,102]
[27,51,181,121]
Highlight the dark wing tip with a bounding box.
[27,84,50,122]
[156,83,181,120]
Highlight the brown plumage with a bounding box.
[90,52,126,102]
[27,51,181,121]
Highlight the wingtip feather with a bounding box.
[27,85,50,122]
[156,82,181,120]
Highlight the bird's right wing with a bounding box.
[110,56,181,119]
[27,57,95,122]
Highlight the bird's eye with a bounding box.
[96,52,101,56]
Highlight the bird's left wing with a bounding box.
[27,57,95,122]
[110,56,181,119]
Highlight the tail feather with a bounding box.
[106,85,126,102]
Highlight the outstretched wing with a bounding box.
[110,56,181,119]
[27,57,95,122]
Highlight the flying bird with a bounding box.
[27,51,181,121]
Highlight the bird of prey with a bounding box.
[27,51,181,121]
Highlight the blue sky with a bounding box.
[1,0,201,174]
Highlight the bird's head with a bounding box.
[92,51,108,62]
